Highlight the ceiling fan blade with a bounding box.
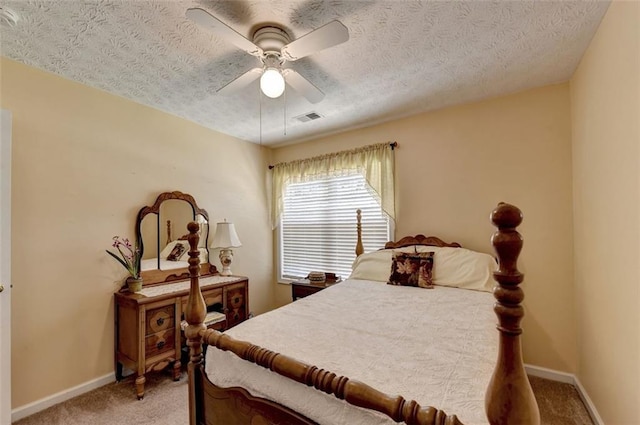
[186,8,263,57]
[283,69,324,104]
[218,68,263,95]
[281,20,349,61]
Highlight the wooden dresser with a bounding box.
[114,275,248,399]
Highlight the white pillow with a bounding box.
[349,249,394,282]
[160,240,189,260]
[428,246,497,292]
[350,245,497,292]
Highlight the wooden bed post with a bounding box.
[485,203,540,425]
[184,222,206,425]
[355,209,364,257]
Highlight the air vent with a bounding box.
[294,112,323,123]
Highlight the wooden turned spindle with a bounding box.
[184,222,206,425]
[355,209,364,257]
[202,328,461,425]
[485,203,540,425]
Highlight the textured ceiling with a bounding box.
[0,1,609,146]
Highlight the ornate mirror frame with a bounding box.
[136,191,217,285]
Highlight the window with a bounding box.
[271,142,396,281]
[279,174,391,281]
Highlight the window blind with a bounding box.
[280,174,390,280]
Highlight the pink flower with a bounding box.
[106,236,141,279]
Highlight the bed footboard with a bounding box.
[199,328,463,425]
[194,365,317,425]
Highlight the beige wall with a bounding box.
[0,58,273,408]
[273,84,576,372]
[570,2,640,424]
[6,3,637,417]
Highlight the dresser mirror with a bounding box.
[136,191,215,285]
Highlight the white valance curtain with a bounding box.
[270,142,395,229]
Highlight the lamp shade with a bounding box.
[260,68,285,98]
[210,221,242,248]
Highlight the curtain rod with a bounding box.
[268,141,397,169]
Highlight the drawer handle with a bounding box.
[234,297,240,304]
[156,317,165,326]
[156,341,165,350]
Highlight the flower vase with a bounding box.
[126,276,143,293]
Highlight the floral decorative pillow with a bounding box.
[387,252,434,288]
[167,243,186,261]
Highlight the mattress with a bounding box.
[205,279,497,425]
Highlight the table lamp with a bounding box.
[210,220,242,276]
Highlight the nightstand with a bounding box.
[291,279,338,301]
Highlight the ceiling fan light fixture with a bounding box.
[260,68,285,98]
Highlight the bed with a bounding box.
[183,203,540,425]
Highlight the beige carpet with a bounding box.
[14,372,188,425]
[529,375,595,425]
[14,372,593,425]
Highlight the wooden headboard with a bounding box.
[354,208,462,257]
[384,235,461,249]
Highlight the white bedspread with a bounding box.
[205,280,497,425]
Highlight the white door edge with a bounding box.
[1,109,13,424]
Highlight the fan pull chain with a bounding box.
[283,88,287,136]
[259,84,263,146]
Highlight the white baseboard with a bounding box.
[525,364,575,384]
[11,373,114,422]
[9,366,606,424]
[573,374,606,425]
[525,364,604,425]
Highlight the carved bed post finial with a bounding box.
[485,203,540,425]
[184,222,206,425]
[355,209,364,257]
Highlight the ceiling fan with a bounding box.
[186,8,349,104]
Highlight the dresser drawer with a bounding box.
[226,285,246,327]
[292,284,323,299]
[146,306,175,335]
[291,281,333,300]
[227,286,245,309]
[145,329,175,358]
